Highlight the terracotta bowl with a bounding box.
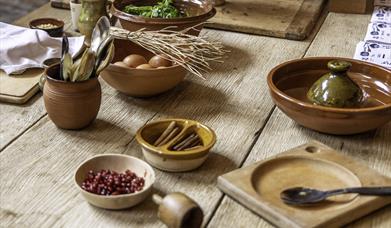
[43,64,101,130]
[136,118,216,172]
[100,39,187,97]
[267,57,391,135]
[112,0,216,36]
[29,18,64,37]
[74,154,155,209]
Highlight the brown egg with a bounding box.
[136,64,154,69]
[149,55,172,68]
[113,61,129,68]
[123,54,147,68]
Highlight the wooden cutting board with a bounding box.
[0,69,43,104]
[218,141,391,228]
[206,0,325,40]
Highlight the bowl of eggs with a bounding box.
[100,39,187,97]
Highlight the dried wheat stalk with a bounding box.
[109,25,228,79]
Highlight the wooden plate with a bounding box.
[218,141,391,227]
[252,156,362,208]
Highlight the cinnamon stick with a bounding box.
[173,133,197,150]
[154,121,176,146]
[157,127,180,147]
[176,135,200,151]
[184,145,203,151]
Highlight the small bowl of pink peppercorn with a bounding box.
[74,154,155,209]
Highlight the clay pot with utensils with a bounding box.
[43,63,101,130]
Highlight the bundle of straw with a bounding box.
[110,25,227,79]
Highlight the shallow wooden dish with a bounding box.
[100,39,187,97]
[74,154,155,209]
[29,18,64,37]
[112,0,216,36]
[267,57,391,135]
[218,141,391,228]
[252,156,362,206]
[135,118,216,172]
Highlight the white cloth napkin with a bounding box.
[0,22,85,75]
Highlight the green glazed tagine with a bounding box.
[307,60,364,108]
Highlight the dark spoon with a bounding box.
[281,186,391,205]
[60,35,69,81]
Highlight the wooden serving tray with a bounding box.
[206,0,325,40]
[218,141,391,228]
[0,69,43,104]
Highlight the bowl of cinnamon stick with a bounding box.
[135,118,216,172]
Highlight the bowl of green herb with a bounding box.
[112,0,216,36]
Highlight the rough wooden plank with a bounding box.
[0,27,311,227]
[0,4,74,151]
[217,140,391,228]
[209,12,391,228]
[207,0,325,40]
[0,94,46,151]
[304,13,371,58]
[0,80,178,227]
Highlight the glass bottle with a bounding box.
[78,0,108,41]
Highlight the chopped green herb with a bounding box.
[123,0,185,18]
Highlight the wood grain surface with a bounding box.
[0,3,389,228]
[217,141,391,227]
[0,4,312,226]
[207,0,325,40]
[0,5,73,151]
[0,69,43,104]
[209,12,391,228]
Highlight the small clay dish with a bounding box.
[135,118,216,172]
[112,0,216,36]
[100,39,187,97]
[74,154,155,209]
[43,58,61,68]
[29,18,64,37]
[267,57,391,135]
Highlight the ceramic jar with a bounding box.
[43,64,101,130]
[78,0,108,40]
[307,60,363,108]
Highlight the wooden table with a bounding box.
[1,3,390,228]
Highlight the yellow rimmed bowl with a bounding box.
[74,154,155,209]
[135,118,216,172]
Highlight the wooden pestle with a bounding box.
[153,193,203,228]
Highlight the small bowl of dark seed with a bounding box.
[74,154,155,209]
[29,18,64,37]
